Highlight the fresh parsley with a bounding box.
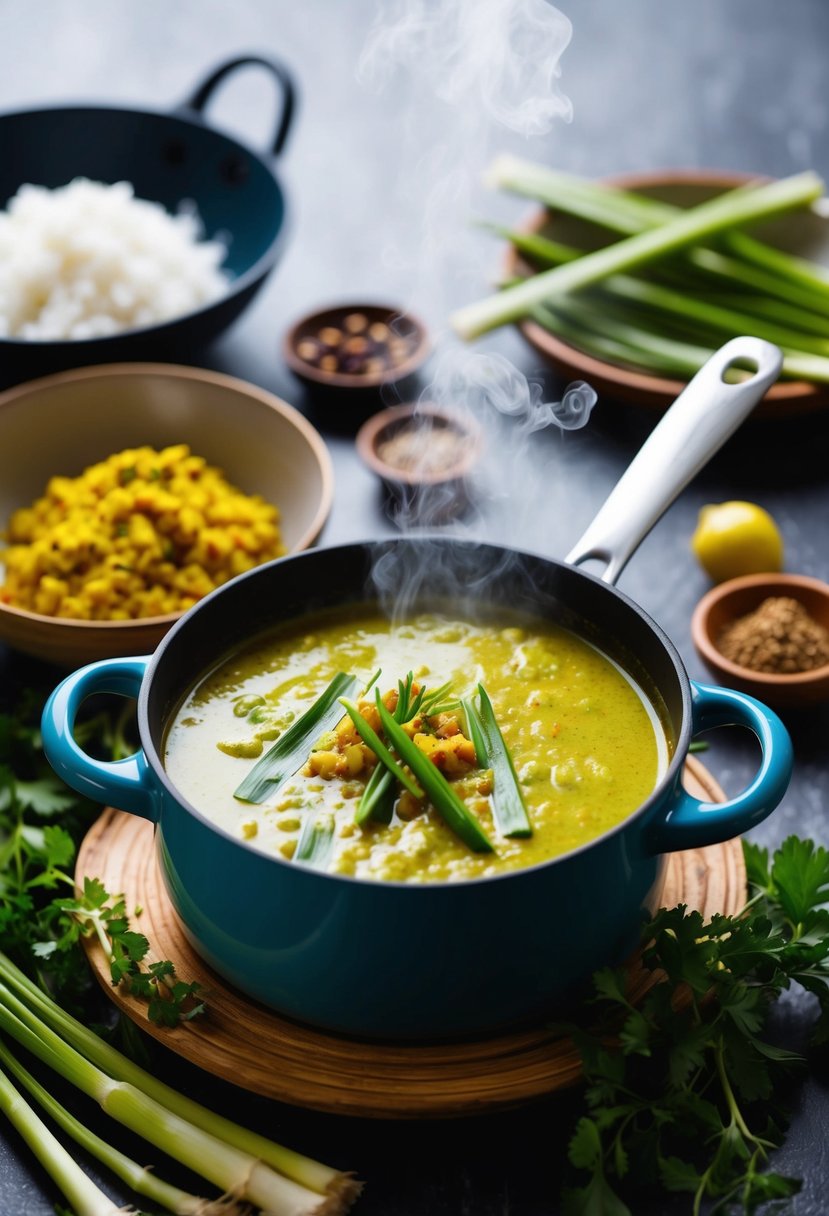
[0,693,202,1027]
[564,835,829,1215]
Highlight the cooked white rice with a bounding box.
[0,178,229,340]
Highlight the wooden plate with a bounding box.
[76,756,745,1119]
[508,169,829,417]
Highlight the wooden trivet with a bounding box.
[76,756,744,1120]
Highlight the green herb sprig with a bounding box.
[234,671,360,804]
[564,835,829,1215]
[0,695,203,1028]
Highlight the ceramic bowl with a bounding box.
[0,55,296,386]
[356,403,482,487]
[0,363,333,667]
[691,572,829,707]
[283,303,429,396]
[507,169,829,417]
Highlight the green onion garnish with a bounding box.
[375,697,493,854]
[471,684,532,839]
[233,672,359,804]
[339,698,422,800]
[460,695,488,767]
[354,764,396,827]
[354,673,418,827]
[295,812,336,869]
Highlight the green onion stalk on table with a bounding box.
[0,696,359,1216]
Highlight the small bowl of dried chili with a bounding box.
[283,303,429,404]
[691,572,829,708]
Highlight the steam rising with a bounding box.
[358,0,573,136]
[358,0,593,617]
[427,350,595,434]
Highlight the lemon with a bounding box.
[691,501,784,583]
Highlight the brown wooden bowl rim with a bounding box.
[356,402,483,486]
[283,301,430,390]
[690,571,829,688]
[507,167,828,414]
[0,361,334,636]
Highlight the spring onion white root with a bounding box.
[0,952,360,1214]
[0,1060,120,1216]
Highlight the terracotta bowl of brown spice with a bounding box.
[691,573,829,708]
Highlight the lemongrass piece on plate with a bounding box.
[501,223,829,337]
[0,1038,226,1216]
[532,293,829,384]
[452,171,824,339]
[488,156,829,319]
[375,698,493,853]
[0,953,360,1209]
[234,672,359,804]
[0,1060,119,1216]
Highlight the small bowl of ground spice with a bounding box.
[691,572,829,708]
[356,402,483,521]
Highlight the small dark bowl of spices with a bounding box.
[356,402,483,522]
[283,303,429,401]
[691,572,829,708]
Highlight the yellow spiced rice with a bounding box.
[0,444,285,620]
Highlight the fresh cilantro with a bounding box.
[0,693,202,1028]
[563,833,829,1215]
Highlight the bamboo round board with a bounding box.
[76,756,744,1120]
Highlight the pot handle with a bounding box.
[41,657,158,823]
[565,337,783,585]
[178,54,297,157]
[644,681,792,854]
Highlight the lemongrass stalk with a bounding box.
[0,982,329,1215]
[0,1039,236,1216]
[501,225,829,336]
[602,276,829,356]
[691,246,829,320]
[726,229,829,297]
[452,171,824,338]
[502,224,829,351]
[0,952,355,1206]
[532,307,693,376]
[489,156,829,318]
[533,299,829,383]
[0,1062,119,1216]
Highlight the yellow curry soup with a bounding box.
[164,607,671,883]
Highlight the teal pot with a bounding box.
[0,55,295,385]
[41,341,794,1040]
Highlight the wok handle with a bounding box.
[41,657,158,823]
[565,337,782,585]
[644,681,792,854]
[179,54,297,157]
